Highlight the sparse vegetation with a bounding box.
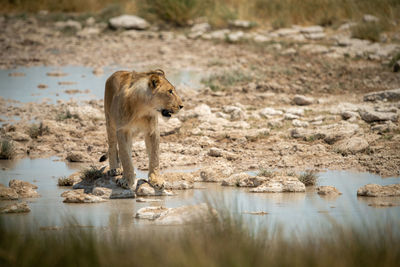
[201,70,252,91]
[299,170,318,186]
[351,22,384,42]
[57,176,74,186]
[258,168,274,178]
[389,52,400,72]
[56,110,79,121]
[27,122,49,139]
[0,213,399,266]
[0,139,15,159]
[81,165,103,181]
[4,0,399,29]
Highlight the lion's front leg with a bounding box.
[116,129,136,189]
[145,129,164,190]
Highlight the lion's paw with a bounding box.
[149,173,165,191]
[107,168,122,177]
[116,177,135,189]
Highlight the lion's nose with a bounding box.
[179,105,184,109]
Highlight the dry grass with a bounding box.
[27,122,49,139]
[81,165,103,181]
[0,212,399,267]
[0,138,15,159]
[299,170,318,186]
[2,0,399,29]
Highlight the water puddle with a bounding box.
[0,66,203,104]
[1,157,399,234]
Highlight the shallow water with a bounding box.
[1,157,399,234]
[0,66,203,104]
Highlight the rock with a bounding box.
[199,166,234,182]
[359,108,398,123]
[135,206,169,220]
[259,107,283,118]
[227,31,244,42]
[190,23,210,34]
[273,28,300,37]
[304,32,326,40]
[68,105,103,120]
[9,180,39,198]
[281,48,297,55]
[159,117,182,136]
[11,132,30,142]
[0,201,30,213]
[135,203,217,225]
[285,107,305,116]
[333,137,369,154]
[363,88,400,102]
[228,20,254,28]
[357,184,400,197]
[37,84,48,89]
[285,113,300,120]
[136,198,161,203]
[92,187,112,199]
[208,147,223,157]
[293,95,314,106]
[66,151,87,162]
[363,14,379,23]
[250,176,305,193]
[86,17,96,26]
[317,186,342,196]
[292,119,309,128]
[54,20,82,31]
[253,34,270,43]
[341,110,359,120]
[203,29,230,40]
[136,182,173,196]
[46,71,67,77]
[223,105,246,120]
[371,121,398,133]
[61,189,106,203]
[162,172,194,190]
[221,173,266,187]
[291,122,360,144]
[0,184,18,200]
[368,201,398,207]
[109,15,149,30]
[299,25,324,34]
[77,27,100,38]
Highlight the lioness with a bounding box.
[104,69,183,190]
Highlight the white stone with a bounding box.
[109,15,149,30]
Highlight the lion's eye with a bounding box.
[169,89,173,94]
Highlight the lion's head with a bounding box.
[148,69,183,117]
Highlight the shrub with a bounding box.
[201,70,252,91]
[258,169,274,178]
[0,139,15,159]
[28,122,49,139]
[81,165,103,181]
[299,170,318,186]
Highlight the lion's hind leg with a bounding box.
[106,117,120,174]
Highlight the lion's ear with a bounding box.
[149,74,160,90]
[154,69,165,76]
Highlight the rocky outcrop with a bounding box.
[9,179,40,198]
[250,176,305,193]
[163,172,194,190]
[221,173,266,187]
[293,95,314,106]
[0,184,18,200]
[0,201,30,213]
[291,122,360,144]
[61,189,106,203]
[317,186,342,196]
[135,203,217,225]
[363,88,400,102]
[136,181,174,197]
[109,15,149,30]
[359,108,398,123]
[199,166,234,182]
[357,184,400,197]
[333,137,369,154]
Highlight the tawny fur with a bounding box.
[104,69,183,190]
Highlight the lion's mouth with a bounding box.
[161,109,173,117]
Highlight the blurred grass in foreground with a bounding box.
[0,209,399,267]
[2,0,400,28]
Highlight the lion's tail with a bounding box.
[99,154,108,162]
